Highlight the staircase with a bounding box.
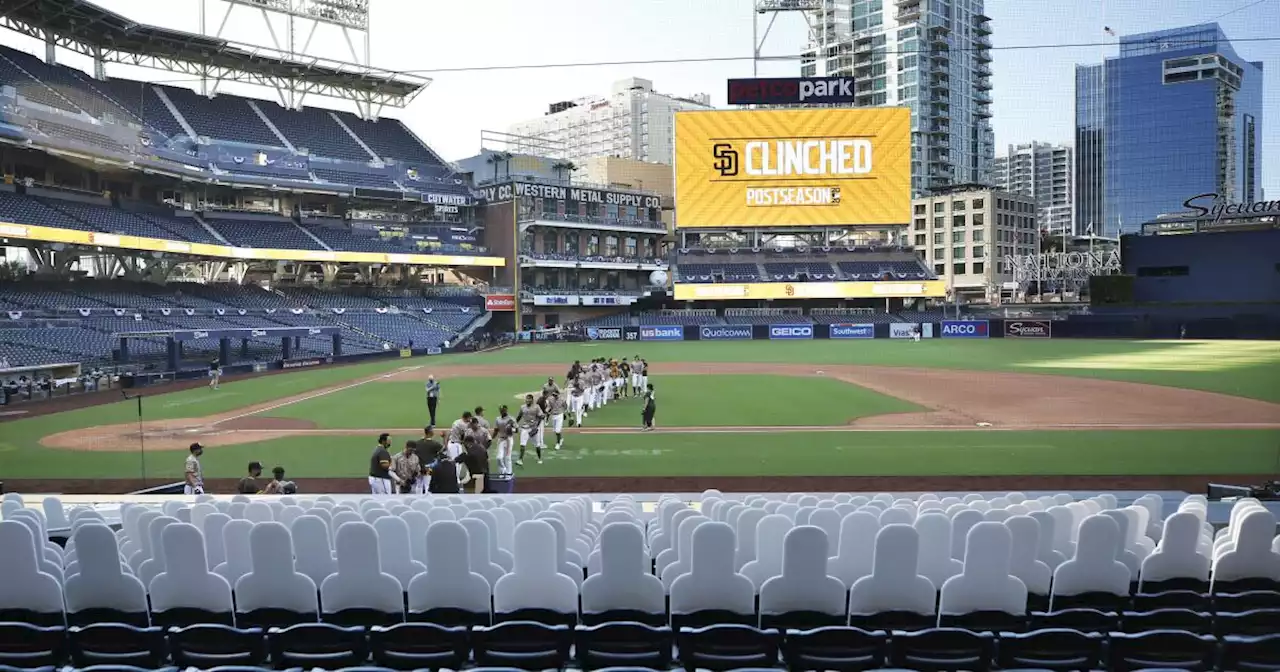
[455,311,491,342]
[151,86,199,140]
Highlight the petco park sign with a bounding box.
[727,77,857,105]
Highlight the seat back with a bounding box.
[320,521,404,623]
[372,516,427,590]
[406,520,491,623]
[759,525,845,627]
[741,514,791,591]
[0,520,63,625]
[235,521,318,623]
[828,511,879,589]
[848,524,936,617]
[1006,515,1052,596]
[581,522,664,624]
[493,519,578,619]
[1051,514,1130,607]
[290,515,336,587]
[150,523,233,625]
[64,524,147,623]
[670,521,755,626]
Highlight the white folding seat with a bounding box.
[1123,506,1156,556]
[0,520,64,626]
[291,515,337,587]
[407,521,491,626]
[1008,503,1033,515]
[279,505,306,529]
[940,522,1027,630]
[661,514,710,591]
[848,524,937,630]
[984,509,1013,523]
[828,511,879,589]
[321,521,404,625]
[1133,494,1164,542]
[1007,493,1027,505]
[538,515,584,587]
[1050,514,1130,610]
[970,500,992,513]
[915,512,963,588]
[227,501,248,519]
[41,497,70,530]
[235,522,318,626]
[202,512,231,570]
[7,514,63,585]
[541,509,588,564]
[763,500,783,514]
[1211,509,1280,591]
[494,520,578,624]
[795,506,818,525]
[938,497,961,508]
[879,507,913,526]
[833,494,853,504]
[448,505,470,520]
[582,523,664,625]
[834,504,857,517]
[213,519,254,588]
[950,509,984,560]
[124,509,159,573]
[741,513,791,592]
[1046,506,1078,558]
[919,500,946,514]
[401,510,430,566]
[307,506,333,530]
[1006,515,1052,600]
[989,497,1012,510]
[1139,512,1209,591]
[809,508,842,546]
[1066,503,1091,539]
[491,507,517,556]
[64,524,147,625]
[330,509,363,544]
[733,508,767,570]
[138,515,180,589]
[150,523,234,626]
[653,507,694,561]
[777,503,800,521]
[1097,494,1118,510]
[1101,510,1143,578]
[364,508,392,524]
[460,517,506,588]
[190,503,216,533]
[241,502,270,523]
[671,522,754,628]
[760,526,846,628]
[963,494,984,504]
[373,516,427,590]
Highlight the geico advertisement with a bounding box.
[674,108,911,228]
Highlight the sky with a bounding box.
[5,0,1278,194]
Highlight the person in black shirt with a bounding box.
[369,432,395,495]
[237,462,263,494]
[209,357,222,390]
[425,437,460,495]
[642,383,656,431]
[418,426,445,491]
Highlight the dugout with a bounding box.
[114,326,343,374]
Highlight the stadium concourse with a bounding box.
[0,489,1279,671]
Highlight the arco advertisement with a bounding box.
[940,320,990,339]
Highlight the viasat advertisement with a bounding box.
[674,108,911,228]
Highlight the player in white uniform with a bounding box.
[446,411,471,460]
[569,376,586,427]
[548,392,568,450]
[493,406,516,476]
[515,395,545,465]
[631,356,643,396]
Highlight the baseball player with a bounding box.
[595,362,609,407]
[569,375,586,427]
[208,357,221,390]
[619,358,631,398]
[446,411,472,460]
[631,356,643,396]
[473,406,490,433]
[548,391,568,450]
[493,405,516,476]
[640,358,650,390]
[913,325,922,343]
[515,394,545,466]
[392,440,426,494]
[536,392,552,452]
[369,433,396,494]
[542,376,560,399]
[184,442,205,495]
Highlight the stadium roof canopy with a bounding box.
[0,0,430,110]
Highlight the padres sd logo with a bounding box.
[785,284,795,297]
[712,143,739,177]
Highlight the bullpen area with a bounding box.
[2,338,1278,494]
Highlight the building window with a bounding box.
[587,234,600,256]
[914,204,926,215]
[973,261,985,274]
[625,237,637,257]
[914,234,927,246]
[953,262,966,275]
[933,233,944,245]
[914,218,926,230]
[953,215,966,227]
[934,202,944,212]
[973,229,984,243]
[934,263,946,275]
[933,216,945,228]
[953,201,966,211]
[565,232,580,253]
[604,235,619,256]
[933,247,945,259]
[973,198,984,209]
[953,246,965,260]
[973,213,984,226]
[951,231,964,243]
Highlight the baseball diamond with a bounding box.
[2,339,1278,494]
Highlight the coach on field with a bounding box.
[425,375,441,426]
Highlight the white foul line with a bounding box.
[213,365,423,426]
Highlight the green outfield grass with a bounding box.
[0,339,1277,481]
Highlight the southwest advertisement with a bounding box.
[830,323,875,339]
[673,280,945,301]
[673,108,911,228]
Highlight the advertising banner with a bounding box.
[281,357,326,370]
[533,295,578,306]
[889,323,919,339]
[829,323,875,339]
[639,325,684,342]
[727,77,857,106]
[1005,320,1052,339]
[485,295,516,311]
[941,320,990,339]
[699,325,753,341]
[674,108,911,228]
[769,324,815,340]
[673,280,945,301]
[586,327,623,341]
[427,347,443,355]
[623,326,641,341]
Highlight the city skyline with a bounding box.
[3,0,1274,196]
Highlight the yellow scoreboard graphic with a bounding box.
[674,108,911,228]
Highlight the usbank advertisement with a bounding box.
[673,108,911,228]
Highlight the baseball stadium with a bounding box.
[1,0,1280,665]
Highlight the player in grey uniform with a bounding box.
[541,377,560,398]
[515,394,545,465]
[548,392,568,450]
[569,376,586,427]
[473,406,490,433]
[631,356,644,396]
[446,411,472,460]
[493,405,517,476]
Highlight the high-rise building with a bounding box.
[1075,23,1263,236]
[909,185,1038,301]
[506,78,712,166]
[992,142,1074,235]
[799,0,995,196]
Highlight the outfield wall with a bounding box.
[562,316,1280,343]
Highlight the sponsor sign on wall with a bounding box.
[485,294,516,311]
[769,324,814,340]
[623,326,641,341]
[281,357,326,370]
[533,295,578,306]
[941,320,990,339]
[889,323,919,339]
[1005,320,1052,338]
[829,323,875,339]
[727,77,858,105]
[674,108,911,228]
[673,280,945,301]
[586,327,623,341]
[699,325,753,341]
[639,325,684,342]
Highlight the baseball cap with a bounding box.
[189,442,203,452]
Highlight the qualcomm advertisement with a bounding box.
[700,325,753,341]
[640,325,684,342]
[941,320,990,339]
[829,323,874,339]
[769,324,814,340]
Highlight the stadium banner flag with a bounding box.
[485,294,516,311]
[586,327,623,341]
[674,108,911,228]
[699,325,753,341]
[673,280,945,301]
[769,324,815,340]
[941,320,990,339]
[829,323,875,339]
[1005,320,1052,338]
[639,325,684,342]
[889,323,918,339]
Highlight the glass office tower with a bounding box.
[1074,23,1263,236]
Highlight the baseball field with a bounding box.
[2,338,1279,494]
